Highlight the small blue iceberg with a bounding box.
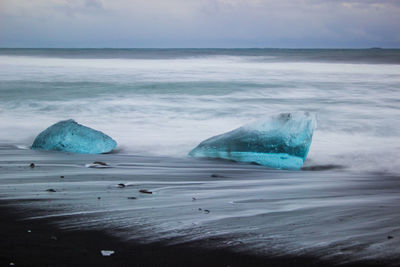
[32,119,117,154]
[189,112,316,170]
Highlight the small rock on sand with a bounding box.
[211,174,225,178]
[46,188,56,192]
[30,163,35,168]
[85,161,111,168]
[94,161,108,166]
[139,189,152,194]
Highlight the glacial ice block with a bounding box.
[189,112,316,170]
[32,119,117,154]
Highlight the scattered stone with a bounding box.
[94,161,108,166]
[97,197,101,200]
[127,197,137,200]
[30,163,35,168]
[139,189,152,194]
[101,250,115,256]
[388,235,394,239]
[211,174,225,178]
[85,161,111,168]
[118,183,126,188]
[50,235,58,241]
[204,209,210,214]
[192,197,196,201]
[60,176,64,178]
[46,188,56,192]
[198,208,202,211]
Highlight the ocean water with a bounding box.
[1,48,399,173]
[1,49,400,264]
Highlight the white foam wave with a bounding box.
[0,54,399,173]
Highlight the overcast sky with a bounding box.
[0,0,399,48]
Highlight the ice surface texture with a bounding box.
[189,112,316,170]
[32,119,117,154]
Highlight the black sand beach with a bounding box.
[1,144,400,266]
[0,203,393,267]
[0,203,304,267]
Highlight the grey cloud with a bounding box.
[0,0,399,48]
[84,0,104,9]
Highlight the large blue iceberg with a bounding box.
[32,119,117,154]
[189,112,316,170]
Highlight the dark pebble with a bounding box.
[30,163,35,168]
[97,197,101,200]
[118,183,126,188]
[388,235,394,239]
[46,189,56,192]
[204,209,210,214]
[192,197,196,201]
[139,189,152,194]
[60,176,64,178]
[93,161,108,166]
[211,174,225,178]
[127,197,137,200]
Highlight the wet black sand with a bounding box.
[0,202,394,267]
[1,145,400,266]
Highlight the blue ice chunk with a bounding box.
[32,119,117,154]
[189,112,316,170]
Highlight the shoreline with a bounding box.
[1,145,400,266]
[0,201,393,267]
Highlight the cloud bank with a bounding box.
[0,0,399,48]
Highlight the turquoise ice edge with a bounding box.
[189,112,316,170]
[31,119,117,154]
[189,151,304,170]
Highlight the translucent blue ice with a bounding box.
[189,112,317,170]
[32,119,117,154]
